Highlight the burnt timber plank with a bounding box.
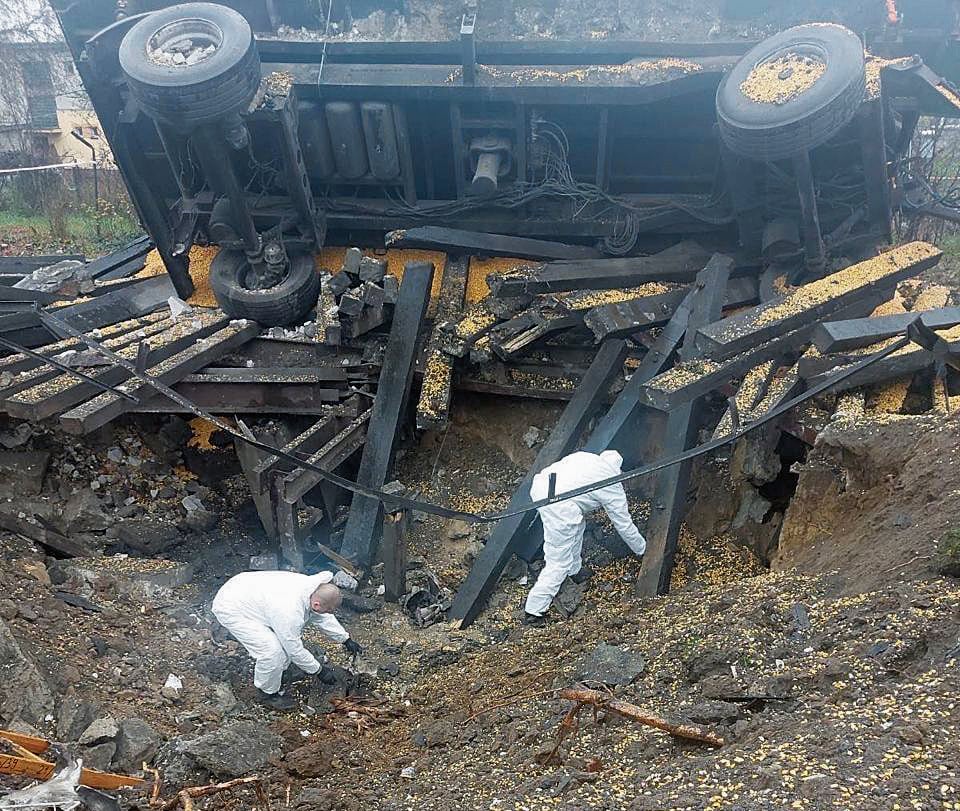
[417,255,469,431]
[341,262,434,565]
[250,411,343,493]
[51,274,177,333]
[4,310,228,420]
[583,287,689,340]
[127,384,342,414]
[182,367,349,384]
[316,275,341,345]
[694,242,942,360]
[488,241,712,297]
[0,312,170,377]
[812,306,960,353]
[636,253,733,598]
[583,284,702,454]
[640,292,888,411]
[279,410,372,504]
[58,320,260,434]
[385,226,603,260]
[805,343,933,391]
[234,429,280,540]
[450,338,629,628]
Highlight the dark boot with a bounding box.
[256,689,295,710]
[523,612,547,627]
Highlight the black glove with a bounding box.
[343,638,363,655]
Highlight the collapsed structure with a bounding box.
[0,0,959,630]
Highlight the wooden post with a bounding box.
[382,510,408,602]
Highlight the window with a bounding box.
[20,61,54,93]
[27,95,58,129]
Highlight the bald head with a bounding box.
[310,583,342,614]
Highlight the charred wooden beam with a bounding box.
[417,255,469,431]
[249,411,343,494]
[385,225,602,260]
[130,381,344,413]
[488,241,712,297]
[58,320,259,434]
[694,242,942,360]
[636,253,732,598]
[183,367,350,384]
[583,287,688,340]
[805,341,933,391]
[279,409,372,504]
[450,338,629,628]
[341,262,434,566]
[0,311,169,377]
[812,306,960,353]
[713,358,802,438]
[584,283,701,454]
[4,310,229,420]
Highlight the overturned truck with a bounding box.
[29,0,960,622]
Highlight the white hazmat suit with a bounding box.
[524,450,646,616]
[212,570,349,694]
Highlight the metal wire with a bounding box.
[38,308,914,525]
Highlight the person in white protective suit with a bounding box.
[211,570,363,710]
[524,450,646,623]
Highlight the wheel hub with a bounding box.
[740,49,827,105]
[147,18,222,67]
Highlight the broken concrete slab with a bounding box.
[0,617,55,725]
[180,720,282,777]
[0,450,50,496]
[114,717,161,771]
[577,642,647,686]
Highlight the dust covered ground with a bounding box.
[1,398,960,810]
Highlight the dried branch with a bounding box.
[557,688,725,747]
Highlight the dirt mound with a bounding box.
[774,412,960,592]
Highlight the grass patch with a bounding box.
[0,209,144,258]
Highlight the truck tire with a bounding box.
[119,3,260,129]
[210,251,319,327]
[716,23,865,161]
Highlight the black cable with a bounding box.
[39,308,914,524]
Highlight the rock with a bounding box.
[82,742,117,771]
[685,700,742,723]
[17,604,38,622]
[577,642,646,686]
[522,426,543,448]
[285,741,333,777]
[0,600,16,621]
[935,528,960,578]
[79,716,119,745]
[554,580,585,618]
[115,717,161,770]
[250,554,278,571]
[180,720,282,777]
[116,520,183,555]
[0,617,54,725]
[22,561,50,586]
[444,519,474,540]
[341,593,379,614]
[181,507,219,533]
[60,488,111,532]
[210,683,238,715]
[57,696,101,742]
[0,451,50,496]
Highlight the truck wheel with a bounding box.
[716,23,865,161]
[119,2,260,129]
[210,251,320,327]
